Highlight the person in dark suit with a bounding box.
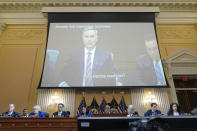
[144,103,162,117]
[29,105,45,118]
[59,26,121,87]
[52,103,70,117]
[2,104,20,117]
[167,103,184,116]
[127,105,139,117]
[21,108,29,117]
[133,35,166,86]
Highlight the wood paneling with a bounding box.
[157,24,197,58]
[0,46,37,112]
[0,25,47,113]
[0,118,77,131]
[156,24,197,105]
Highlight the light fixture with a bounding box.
[48,92,63,105]
[144,91,157,104]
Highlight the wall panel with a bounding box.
[156,24,197,106]
[0,25,47,113]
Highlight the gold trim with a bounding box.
[42,7,160,13]
[0,0,197,12]
[0,23,6,38]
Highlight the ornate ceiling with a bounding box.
[0,0,197,12]
[0,0,196,26]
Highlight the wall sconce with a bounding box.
[144,91,157,104]
[120,91,125,95]
[48,92,63,105]
[101,91,106,95]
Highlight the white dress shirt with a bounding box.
[58,111,62,116]
[8,111,13,116]
[173,112,180,116]
[153,60,166,84]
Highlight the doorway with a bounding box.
[173,75,197,113]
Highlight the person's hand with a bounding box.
[58,81,69,87]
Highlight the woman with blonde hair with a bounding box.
[127,105,139,117]
[29,105,45,118]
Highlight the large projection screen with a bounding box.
[39,12,169,88]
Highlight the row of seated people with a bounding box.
[1,103,197,118]
[1,103,69,118]
[77,102,197,117]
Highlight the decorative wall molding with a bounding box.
[164,48,197,103]
[42,7,160,12]
[157,25,197,39]
[0,13,47,24]
[0,1,197,24]
[2,29,45,41]
[0,11,197,25]
[0,23,6,38]
[0,0,197,12]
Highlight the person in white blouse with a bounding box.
[127,105,139,117]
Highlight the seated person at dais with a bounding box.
[192,108,197,116]
[52,103,70,118]
[21,108,29,117]
[167,103,184,116]
[90,108,99,114]
[29,105,45,118]
[111,107,118,114]
[77,106,92,117]
[2,104,20,117]
[127,105,139,117]
[103,104,112,114]
[144,103,162,117]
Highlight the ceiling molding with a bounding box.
[0,23,6,38]
[0,0,197,12]
[164,48,197,64]
[42,7,160,13]
[0,0,197,24]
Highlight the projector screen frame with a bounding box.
[38,10,170,89]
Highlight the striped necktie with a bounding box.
[85,52,93,86]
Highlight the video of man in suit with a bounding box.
[40,23,167,87]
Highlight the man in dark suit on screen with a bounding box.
[59,26,121,87]
[133,35,166,86]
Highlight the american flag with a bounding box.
[99,98,107,113]
[90,97,99,109]
[77,97,86,114]
[118,96,128,113]
[110,97,119,113]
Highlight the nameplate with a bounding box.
[81,122,90,127]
